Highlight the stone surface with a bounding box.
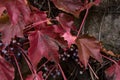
[84,0,120,54]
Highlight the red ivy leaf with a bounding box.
[31,9,47,28]
[55,13,76,46]
[75,35,102,68]
[105,61,120,80]
[26,71,44,80]
[52,0,100,17]
[0,7,5,16]
[0,18,26,45]
[62,32,76,47]
[0,55,14,80]
[28,30,59,67]
[57,13,76,32]
[0,0,30,24]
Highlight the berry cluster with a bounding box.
[0,37,28,64]
[59,44,79,63]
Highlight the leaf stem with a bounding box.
[102,54,118,66]
[45,66,56,80]
[37,58,51,72]
[88,63,99,80]
[12,54,23,80]
[58,63,67,80]
[17,46,35,74]
[77,9,89,38]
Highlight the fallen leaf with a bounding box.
[75,35,102,68]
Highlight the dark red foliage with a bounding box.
[28,30,59,67]
[0,17,26,45]
[75,35,102,68]
[0,55,14,80]
[26,71,44,80]
[0,0,30,25]
[51,0,100,17]
[105,61,120,80]
[1,0,119,80]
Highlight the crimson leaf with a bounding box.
[75,35,102,68]
[52,0,100,17]
[0,55,15,80]
[105,61,120,80]
[28,30,59,67]
[0,0,30,24]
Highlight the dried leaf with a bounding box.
[75,35,102,68]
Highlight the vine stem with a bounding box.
[76,9,89,38]
[102,54,118,66]
[102,54,120,71]
[37,58,51,72]
[88,63,99,80]
[45,66,56,80]
[12,54,23,80]
[17,46,35,74]
[58,63,67,80]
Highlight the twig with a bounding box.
[102,54,118,66]
[98,12,106,41]
[37,58,51,72]
[77,9,89,38]
[47,0,51,17]
[58,63,67,80]
[89,67,95,80]
[67,66,77,80]
[88,63,99,80]
[12,54,23,80]
[45,66,56,80]
[17,45,35,74]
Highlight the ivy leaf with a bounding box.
[62,32,76,47]
[55,13,76,46]
[26,71,44,80]
[28,30,59,67]
[0,55,15,80]
[0,0,30,24]
[0,7,5,16]
[105,61,120,80]
[0,17,26,45]
[75,35,102,68]
[57,13,76,32]
[31,9,47,28]
[52,0,100,17]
